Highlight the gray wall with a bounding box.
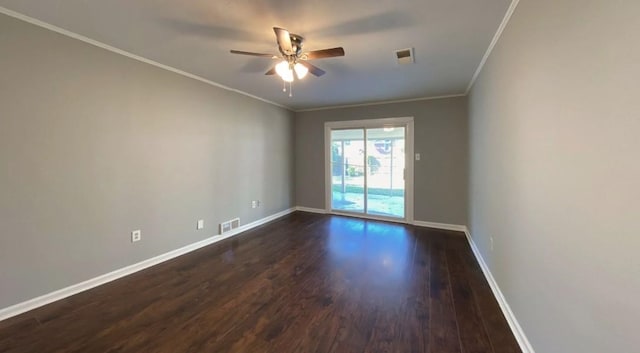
[468,0,640,352]
[295,97,468,225]
[0,14,295,309]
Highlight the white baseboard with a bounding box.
[464,228,535,353]
[295,212,467,233]
[295,206,328,214]
[0,207,296,322]
[413,220,467,232]
[0,207,534,353]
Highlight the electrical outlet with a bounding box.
[131,230,141,243]
[415,153,421,161]
[251,200,260,208]
[197,219,204,230]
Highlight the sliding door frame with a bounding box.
[324,117,414,224]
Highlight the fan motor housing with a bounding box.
[290,34,304,56]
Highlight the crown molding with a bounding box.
[465,0,521,94]
[295,94,466,112]
[1,1,520,113]
[0,6,293,111]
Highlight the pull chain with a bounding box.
[280,79,294,97]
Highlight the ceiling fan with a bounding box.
[230,27,345,95]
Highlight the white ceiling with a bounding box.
[0,0,512,110]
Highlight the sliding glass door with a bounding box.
[365,127,405,217]
[330,129,365,213]
[327,118,413,221]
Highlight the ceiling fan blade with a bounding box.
[298,61,326,77]
[264,66,277,75]
[230,50,276,58]
[273,27,294,55]
[304,47,345,60]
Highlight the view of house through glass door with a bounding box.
[327,119,412,220]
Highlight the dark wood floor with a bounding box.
[0,212,521,353]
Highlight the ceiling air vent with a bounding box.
[395,48,414,65]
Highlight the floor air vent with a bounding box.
[219,218,240,235]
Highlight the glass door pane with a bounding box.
[331,129,365,213]
[365,127,405,218]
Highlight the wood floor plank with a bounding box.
[400,234,431,353]
[458,244,522,353]
[428,233,463,353]
[447,249,494,353]
[0,212,520,353]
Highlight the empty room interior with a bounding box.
[0,0,638,352]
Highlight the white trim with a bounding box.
[323,116,415,129]
[0,6,292,111]
[1,2,523,112]
[324,117,414,223]
[1,206,535,353]
[0,207,296,322]
[296,94,466,112]
[405,120,415,222]
[464,227,536,353]
[325,124,333,212]
[295,206,328,214]
[465,0,521,94]
[413,220,467,232]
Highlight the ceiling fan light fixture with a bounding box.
[275,60,294,82]
[275,60,289,77]
[281,70,294,82]
[282,71,293,82]
[294,62,308,79]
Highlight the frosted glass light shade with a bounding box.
[276,61,294,82]
[294,63,309,79]
[275,61,289,77]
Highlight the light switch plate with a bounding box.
[415,153,421,161]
